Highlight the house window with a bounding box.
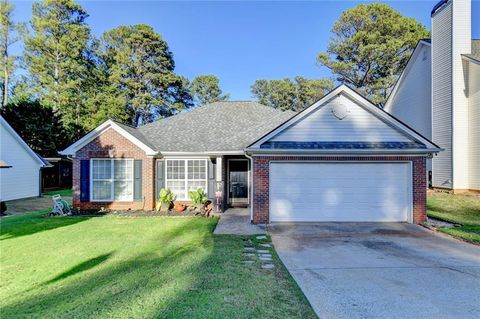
[165,159,207,200]
[91,159,134,201]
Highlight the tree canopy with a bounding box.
[98,24,193,126]
[251,77,334,111]
[317,3,429,105]
[189,75,229,106]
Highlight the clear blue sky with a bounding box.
[11,0,480,100]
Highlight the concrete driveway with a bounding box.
[269,223,480,319]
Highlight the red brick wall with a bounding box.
[252,156,427,224]
[72,128,155,211]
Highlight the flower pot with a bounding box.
[174,203,186,213]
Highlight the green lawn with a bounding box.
[427,192,480,244]
[42,188,73,197]
[0,213,315,319]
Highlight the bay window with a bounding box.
[165,159,207,200]
[91,159,134,201]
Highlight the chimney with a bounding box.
[431,0,471,190]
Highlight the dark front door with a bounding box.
[229,160,248,206]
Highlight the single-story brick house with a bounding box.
[61,85,441,224]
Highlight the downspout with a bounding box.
[244,152,254,223]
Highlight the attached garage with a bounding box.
[246,85,442,224]
[269,162,412,222]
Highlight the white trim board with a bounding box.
[60,119,157,156]
[0,115,47,167]
[246,84,442,153]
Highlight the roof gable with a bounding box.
[247,85,441,154]
[0,116,46,167]
[60,120,157,156]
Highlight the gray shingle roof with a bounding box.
[136,101,295,153]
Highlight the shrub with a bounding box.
[188,188,207,205]
[159,188,175,203]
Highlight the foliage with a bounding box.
[317,3,430,106]
[24,0,92,139]
[251,76,334,111]
[97,24,193,126]
[0,0,26,108]
[158,188,175,204]
[0,201,6,214]
[0,99,70,156]
[189,74,229,106]
[427,192,480,244]
[188,188,207,205]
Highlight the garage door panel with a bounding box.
[269,162,411,222]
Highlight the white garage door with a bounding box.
[269,162,412,222]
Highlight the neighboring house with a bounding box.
[41,157,72,191]
[62,85,441,224]
[0,116,48,201]
[385,0,479,192]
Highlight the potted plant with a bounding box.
[156,188,175,212]
[188,188,207,214]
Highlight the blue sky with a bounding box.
[11,0,480,100]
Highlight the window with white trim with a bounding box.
[91,159,134,201]
[165,159,207,200]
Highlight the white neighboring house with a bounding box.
[385,0,479,192]
[0,116,48,201]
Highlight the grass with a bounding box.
[42,188,73,197]
[0,213,316,319]
[427,192,480,244]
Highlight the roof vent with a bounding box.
[332,103,350,120]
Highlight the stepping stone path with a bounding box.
[243,236,275,269]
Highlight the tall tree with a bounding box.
[1,99,69,156]
[251,76,334,111]
[98,24,192,126]
[24,0,91,138]
[189,74,229,106]
[0,0,25,108]
[317,3,429,106]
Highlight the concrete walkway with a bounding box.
[213,208,266,235]
[5,195,72,215]
[270,222,480,319]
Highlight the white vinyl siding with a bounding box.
[432,3,453,188]
[0,121,42,201]
[468,63,480,190]
[90,159,134,202]
[269,94,411,143]
[384,44,432,140]
[451,0,472,190]
[269,162,412,222]
[165,159,207,200]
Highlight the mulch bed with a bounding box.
[44,209,218,218]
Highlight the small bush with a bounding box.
[188,188,207,205]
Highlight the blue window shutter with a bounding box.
[80,160,90,202]
[208,159,216,199]
[134,160,143,202]
[155,160,164,202]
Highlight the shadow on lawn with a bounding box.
[44,252,114,285]
[0,213,90,241]
[1,222,214,318]
[1,219,314,319]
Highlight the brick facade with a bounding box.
[72,128,155,211]
[252,156,427,224]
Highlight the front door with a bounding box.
[229,160,248,206]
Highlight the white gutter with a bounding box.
[160,151,244,156]
[244,152,254,223]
